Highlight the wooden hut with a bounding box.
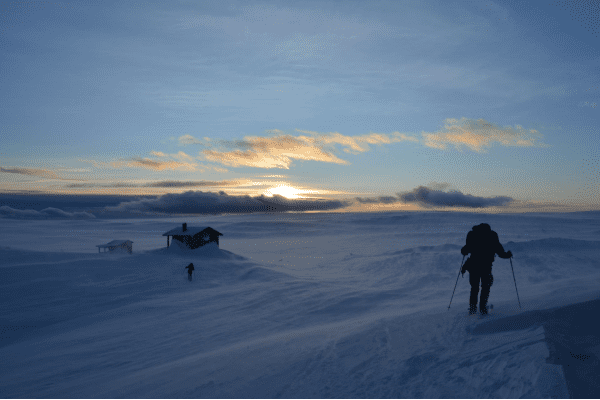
[97,240,133,254]
[162,223,223,250]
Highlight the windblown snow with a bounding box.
[2,211,600,398]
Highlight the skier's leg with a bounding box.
[480,273,494,314]
[469,271,480,314]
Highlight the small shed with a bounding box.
[97,240,133,254]
[162,223,223,250]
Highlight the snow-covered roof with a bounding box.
[162,226,223,237]
[96,240,133,248]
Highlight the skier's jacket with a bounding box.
[461,223,511,270]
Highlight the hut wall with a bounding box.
[172,233,219,249]
[108,243,132,254]
[172,235,190,248]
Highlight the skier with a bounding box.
[185,263,194,281]
[461,223,512,315]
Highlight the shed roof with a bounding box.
[97,240,133,248]
[162,226,223,237]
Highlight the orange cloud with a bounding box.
[296,130,419,154]
[201,135,350,169]
[203,149,292,169]
[421,118,548,152]
[184,130,418,169]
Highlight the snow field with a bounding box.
[1,211,599,397]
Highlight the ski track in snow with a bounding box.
[1,211,599,397]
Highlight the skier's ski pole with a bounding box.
[510,257,521,309]
[448,255,465,310]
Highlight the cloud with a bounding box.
[65,183,92,188]
[0,166,81,181]
[296,130,419,154]
[426,182,452,191]
[179,117,544,170]
[65,182,139,189]
[0,206,96,219]
[143,180,239,188]
[255,194,350,212]
[80,157,197,171]
[202,149,294,169]
[65,180,240,189]
[398,186,513,208]
[81,152,225,173]
[120,157,197,171]
[178,134,205,145]
[106,190,349,215]
[201,135,350,169]
[355,196,399,204]
[213,139,256,150]
[182,130,417,169]
[177,118,542,171]
[421,118,548,152]
[150,151,195,162]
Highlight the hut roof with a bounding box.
[162,226,223,237]
[97,240,133,248]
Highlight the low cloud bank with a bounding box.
[355,186,513,208]
[355,196,399,204]
[398,186,513,208]
[106,190,349,215]
[255,194,349,212]
[0,187,513,218]
[0,206,96,219]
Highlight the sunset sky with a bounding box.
[1,0,599,213]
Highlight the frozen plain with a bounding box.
[1,210,600,398]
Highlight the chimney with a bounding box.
[182,223,187,232]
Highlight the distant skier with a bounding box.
[461,223,512,315]
[185,263,194,281]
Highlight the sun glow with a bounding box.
[264,185,313,199]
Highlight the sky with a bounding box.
[1,0,599,214]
